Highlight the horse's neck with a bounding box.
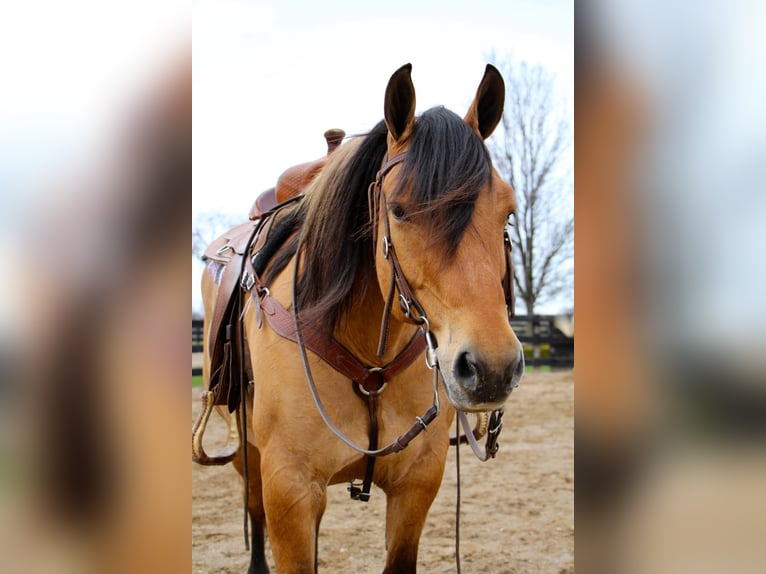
[334,278,417,367]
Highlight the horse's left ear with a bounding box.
[464,64,505,140]
[384,63,416,143]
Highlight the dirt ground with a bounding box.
[192,370,574,573]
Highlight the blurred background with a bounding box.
[0,2,190,572]
[577,0,766,572]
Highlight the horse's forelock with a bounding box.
[394,107,492,257]
[293,109,490,334]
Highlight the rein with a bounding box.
[290,203,442,458]
[288,152,445,453]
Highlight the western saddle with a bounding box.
[201,128,346,412]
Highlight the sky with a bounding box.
[193,0,573,216]
[0,1,573,316]
[0,1,188,203]
[192,0,574,313]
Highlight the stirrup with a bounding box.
[192,390,241,465]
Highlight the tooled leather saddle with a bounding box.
[202,129,345,409]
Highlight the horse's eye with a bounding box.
[391,204,408,221]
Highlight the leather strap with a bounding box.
[373,153,433,356]
[258,291,425,387]
[362,392,380,498]
[503,227,516,319]
[349,389,380,502]
[207,222,260,359]
[232,288,250,549]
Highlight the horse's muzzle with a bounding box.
[448,347,525,411]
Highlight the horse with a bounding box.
[199,63,525,573]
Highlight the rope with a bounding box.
[290,229,440,457]
[455,413,462,573]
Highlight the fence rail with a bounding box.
[510,315,574,368]
[192,320,204,353]
[191,314,573,376]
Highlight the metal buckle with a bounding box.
[399,294,411,317]
[399,295,427,327]
[382,236,391,259]
[255,285,270,299]
[348,480,371,501]
[240,271,255,291]
[420,319,439,370]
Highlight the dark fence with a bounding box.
[192,315,573,377]
[192,319,203,376]
[192,319,203,353]
[510,315,574,368]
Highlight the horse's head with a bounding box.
[374,64,525,412]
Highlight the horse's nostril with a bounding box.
[454,351,479,386]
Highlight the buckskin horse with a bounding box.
[194,63,525,573]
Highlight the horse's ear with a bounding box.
[384,63,416,143]
[464,64,505,140]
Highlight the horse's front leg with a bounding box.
[381,456,446,573]
[260,452,328,574]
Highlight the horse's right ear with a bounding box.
[464,64,505,140]
[384,63,416,144]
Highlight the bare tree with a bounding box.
[488,55,573,315]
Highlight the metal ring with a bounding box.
[356,381,387,396]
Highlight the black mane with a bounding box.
[395,106,491,255]
[263,109,492,336]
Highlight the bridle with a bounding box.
[369,152,438,364]
[372,152,517,349]
[371,152,514,460]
